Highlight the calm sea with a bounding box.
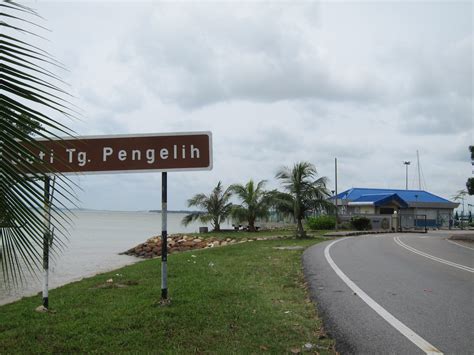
[0,210,231,305]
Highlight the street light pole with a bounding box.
[403,161,411,190]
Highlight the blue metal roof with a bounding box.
[333,188,453,204]
[352,193,394,202]
[351,193,409,207]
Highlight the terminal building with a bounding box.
[332,187,459,229]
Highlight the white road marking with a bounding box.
[447,239,474,251]
[394,237,474,273]
[325,239,444,355]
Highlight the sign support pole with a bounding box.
[42,176,51,309]
[161,172,168,300]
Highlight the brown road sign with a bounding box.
[22,132,212,174]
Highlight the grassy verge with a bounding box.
[0,234,334,353]
[180,229,331,240]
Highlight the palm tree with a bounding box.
[452,189,468,229]
[467,146,473,195]
[230,179,273,232]
[275,162,332,238]
[1,1,75,284]
[182,182,233,232]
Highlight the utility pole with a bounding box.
[403,161,411,190]
[335,158,338,231]
[414,194,418,230]
[416,150,421,190]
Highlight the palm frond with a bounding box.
[184,182,233,231]
[0,1,76,284]
[231,206,248,223]
[181,212,203,226]
[229,179,273,229]
[275,162,331,233]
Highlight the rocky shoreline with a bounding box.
[121,234,286,258]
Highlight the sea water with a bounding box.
[0,210,230,305]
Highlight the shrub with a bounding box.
[339,221,352,230]
[306,215,336,230]
[350,216,371,231]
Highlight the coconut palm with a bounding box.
[1,1,75,284]
[275,162,332,238]
[182,182,233,232]
[230,179,273,232]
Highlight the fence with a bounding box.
[397,213,428,232]
[336,213,429,232]
[338,214,395,231]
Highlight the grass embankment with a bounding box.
[177,228,298,240]
[0,232,334,354]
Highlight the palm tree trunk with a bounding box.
[296,218,306,238]
[248,218,256,232]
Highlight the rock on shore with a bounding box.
[121,235,238,258]
[121,234,287,258]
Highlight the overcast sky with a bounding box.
[24,1,473,211]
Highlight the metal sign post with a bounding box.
[42,176,51,309]
[161,172,168,301]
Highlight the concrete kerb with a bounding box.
[323,230,397,237]
[322,230,431,238]
[448,233,474,242]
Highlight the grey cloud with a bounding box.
[80,89,141,115]
[219,126,303,163]
[75,111,127,136]
[378,36,472,136]
[441,135,474,163]
[120,3,383,109]
[410,36,472,100]
[34,1,473,211]
[398,95,472,135]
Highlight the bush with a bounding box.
[306,215,336,230]
[339,221,352,230]
[350,216,371,231]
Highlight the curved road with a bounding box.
[303,231,473,354]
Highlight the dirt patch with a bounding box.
[92,280,139,289]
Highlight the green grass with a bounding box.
[0,235,334,354]
[180,228,330,240]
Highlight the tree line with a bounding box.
[182,162,334,238]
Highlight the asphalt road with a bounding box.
[303,231,474,354]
